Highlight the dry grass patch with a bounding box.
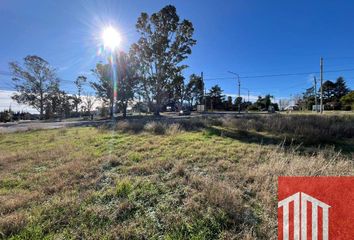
[0,117,353,239]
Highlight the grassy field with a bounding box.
[1,114,353,239]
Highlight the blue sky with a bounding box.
[2,0,354,110]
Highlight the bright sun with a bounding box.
[102,26,121,50]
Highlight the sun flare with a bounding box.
[102,26,121,50]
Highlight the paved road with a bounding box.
[0,120,108,133]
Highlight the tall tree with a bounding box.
[91,52,137,118]
[340,91,354,110]
[234,97,243,110]
[185,74,204,108]
[167,74,185,110]
[321,80,336,103]
[91,63,114,118]
[207,85,224,110]
[9,55,58,119]
[301,86,315,110]
[47,89,74,118]
[116,52,138,118]
[334,77,350,100]
[73,75,87,113]
[130,5,196,115]
[255,94,274,110]
[226,96,233,110]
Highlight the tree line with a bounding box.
[9,5,277,120]
[9,55,94,119]
[8,5,206,119]
[298,77,354,110]
[5,5,309,122]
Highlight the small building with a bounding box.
[284,105,299,111]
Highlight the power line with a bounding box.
[204,67,354,80]
[3,67,354,82]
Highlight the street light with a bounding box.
[101,26,121,119]
[228,71,241,114]
[242,87,250,102]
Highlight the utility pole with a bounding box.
[314,76,318,112]
[248,90,250,102]
[201,71,205,112]
[204,88,207,109]
[238,79,241,98]
[228,71,241,113]
[320,57,324,114]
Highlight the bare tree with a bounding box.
[81,93,97,117]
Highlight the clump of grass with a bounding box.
[48,134,56,142]
[173,163,185,177]
[128,152,143,162]
[221,114,354,144]
[189,176,252,226]
[0,178,22,189]
[115,178,133,198]
[57,128,67,136]
[115,121,145,133]
[144,122,166,135]
[0,212,27,237]
[178,117,206,131]
[101,156,121,170]
[166,123,182,135]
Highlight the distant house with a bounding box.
[284,105,299,111]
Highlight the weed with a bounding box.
[128,152,143,162]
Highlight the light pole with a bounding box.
[314,76,318,112]
[241,87,251,102]
[228,71,241,113]
[102,26,121,119]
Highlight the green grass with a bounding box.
[0,116,353,239]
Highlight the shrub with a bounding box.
[115,121,144,133]
[178,118,206,131]
[166,123,182,135]
[144,122,166,135]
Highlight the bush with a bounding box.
[166,123,182,135]
[247,105,259,111]
[115,121,145,133]
[144,122,166,135]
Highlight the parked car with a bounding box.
[178,108,191,116]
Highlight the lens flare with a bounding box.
[102,26,121,50]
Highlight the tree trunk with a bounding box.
[154,107,160,116]
[123,102,127,118]
[40,107,43,120]
[39,78,44,119]
[154,99,160,116]
[110,101,114,118]
[39,90,44,120]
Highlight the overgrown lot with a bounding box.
[0,114,353,239]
